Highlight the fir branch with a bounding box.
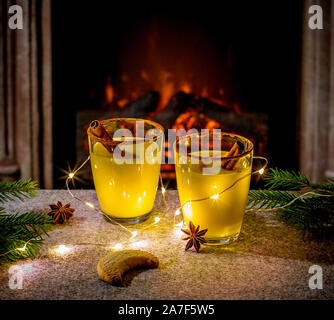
[0,179,39,204]
[310,178,334,194]
[0,179,53,262]
[248,168,334,239]
[0,238,45,261]
[264,168,311,190]
[0,211,53,262]
[248,190,297,209]
[277,196,334,238]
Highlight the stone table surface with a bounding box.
[0,190,334,300]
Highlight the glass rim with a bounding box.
[174,131,254,161]
[87,118,165,145]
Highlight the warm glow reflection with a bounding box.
[173,226,184,237]
[183,202,192,219]
[55,245,70,255]
[180,82,191,93]
[130,240,148,249]
[210,194,219,200]
[112,243,123,250]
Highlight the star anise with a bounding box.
[181,221,208,253]
[48,201,75,224]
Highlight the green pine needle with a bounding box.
[248,190,298,209]
[311,178,334,193]
[0,179,53,262]
[0,179,39,204]
[248,168,334,238]
[0,211,53,262]
[264,168,311,190]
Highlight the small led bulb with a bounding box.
[18,244,27,251]
[55,245,70,255]
[131,231,138,238]
[112,243,123,250]
[85,202,95,209]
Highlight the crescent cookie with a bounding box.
[97,249,159,285]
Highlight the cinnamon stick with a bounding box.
[221,142,240,170]
[89,120,114,153]
[89,120,110,139]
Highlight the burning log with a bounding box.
[172,111,222,131]
[158,92,267,144]
[152,91,240,130]
[152,91,268,173]
[196,97,268,150]
[111,91,160,118]
[197,98,262,132]
[76,89,268,182]
[152,92,197,128]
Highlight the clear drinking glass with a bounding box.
[87,118,164,224]
[175,131,253,244]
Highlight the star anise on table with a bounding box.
[48,201,75,224]
[181,221,208,253]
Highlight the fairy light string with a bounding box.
[65,155,269,235]
[8,150,333,257]
[5,154,270,257]
[159,174,169,209]
[64,155,166,249]
[0,239,32,258]
[172,156,269,221]
[171,156,333,220]
[9,152,319,257]
[245,191,334,213]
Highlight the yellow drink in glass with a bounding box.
[88,119,164,224]
[175,133,253,244]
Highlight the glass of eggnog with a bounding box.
[175,131,253,244]
[87,118,164,224]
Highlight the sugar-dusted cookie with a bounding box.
[97,249,159,286]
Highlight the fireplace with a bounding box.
[1,0,333,187]
[50,1,303,188]
[76,91,269,181]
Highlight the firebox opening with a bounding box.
[52,1,302,188]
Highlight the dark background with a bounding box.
[52,1,303,188]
